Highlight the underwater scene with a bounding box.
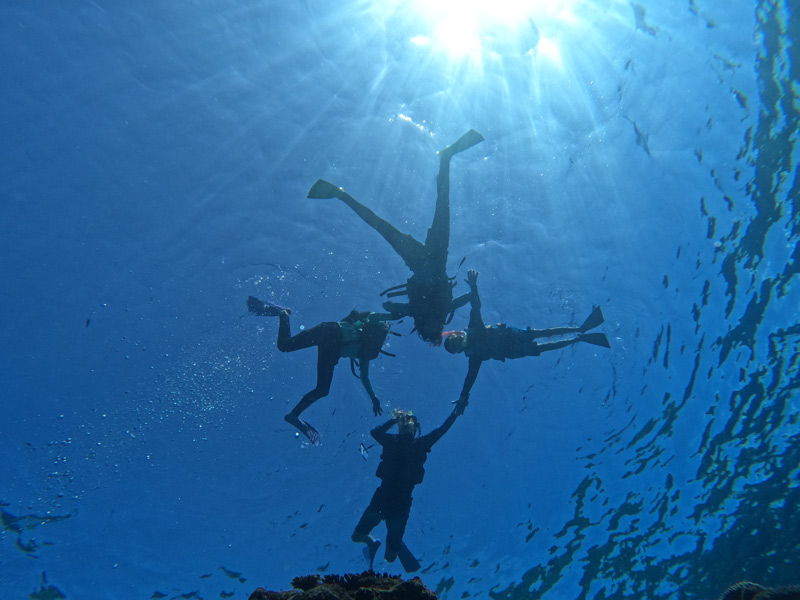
[1,0,798,598]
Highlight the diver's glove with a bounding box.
[372,398,383,416]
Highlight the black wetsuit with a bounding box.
[277,310,389,417]
[319,130,483,342]
[353,411,457,557]
[456,283,592,407]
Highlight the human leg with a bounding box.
[522,306,606,340]
[283,323,342,444]
[520,332,610,358]
[383,516,408,563]
[384,514,419,572]
[276,314,328,353]
[285,348,337,414]
[308,180,427,272]
[424,153,451,263]
[382,492,413,561]
[352,490,385,569]
[424,129,484,260]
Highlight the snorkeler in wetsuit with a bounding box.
[443,271,611,414]
[306,129,485,344]
[247,296,393,445]
[352,407,459,573]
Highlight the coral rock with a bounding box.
[720,582,800,600]
[249,572,438,600]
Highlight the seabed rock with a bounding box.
[720,582,800,600]
[248,571,438,600]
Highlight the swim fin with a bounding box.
[307,179,344,199]
[579,332,611,348]
[580,306,604,332]
[362,539,381,571]
[397,542,421,573]
[247,296,289,317]
[285,414,321,446]
[302,421,321,446]
[440,129,484,158]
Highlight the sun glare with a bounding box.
[402,0,580,61]
[535,36,562,65]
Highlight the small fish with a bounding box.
[359,443,369,461]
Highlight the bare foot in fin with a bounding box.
[285,413,321,446]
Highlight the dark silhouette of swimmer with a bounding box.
[307,129,485,344]
[352,407,459,573]
[443,271,611,414]
[248,296,393,445]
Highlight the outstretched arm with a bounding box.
[359,360,382,415]
[465,270,485,330]
[451,291,471,312]
[422,407,460,449]
[456,357,482,415]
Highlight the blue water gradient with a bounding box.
[1,0,797,599]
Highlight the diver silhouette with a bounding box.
[352,407,459,573]
[443,271,611,414]
[307,129,484,345]
[248,296,393,445]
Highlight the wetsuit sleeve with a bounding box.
[467,280,485,330]
[382,301,410,319]
[451,291,471,312]
[421,409,458,450]
[371,418,395,444]
[459,356,482,400]
[369,311,395,323]
[359,360,381,414]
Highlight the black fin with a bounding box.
[307,179,342,199]
[580,306,604,332]
[440,129,484,157]
[397,542,421,573]
[580,332,611,348]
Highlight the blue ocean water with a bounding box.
[1,0,798,598]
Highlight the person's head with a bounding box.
[414,315,444,345]
[443,331,467,354]
[392,409,420,436]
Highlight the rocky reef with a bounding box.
[719,582,800,600]
[248,571,438,600]
[249,576,800,600]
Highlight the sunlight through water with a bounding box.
[373,0,606,64]
[361,0,636,152]
[3,0,798,599]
